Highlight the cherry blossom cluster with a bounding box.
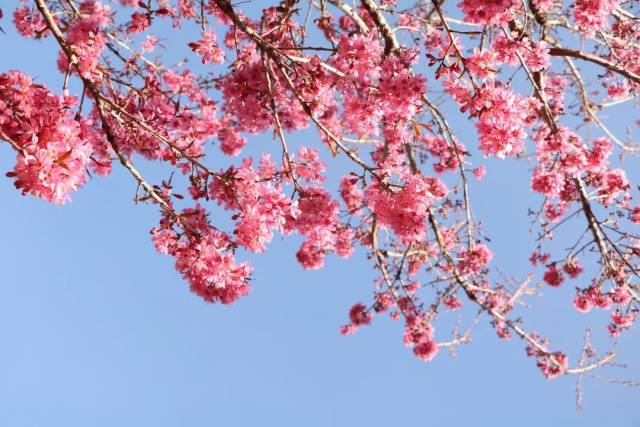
[0,70,109,204]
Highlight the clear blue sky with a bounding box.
[0,2,638,425]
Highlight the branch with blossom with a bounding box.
[2,0,640,392]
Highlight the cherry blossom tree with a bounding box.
[3,0,640,391]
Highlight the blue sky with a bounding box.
[0,2,638,425]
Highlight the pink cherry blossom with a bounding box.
[189,30,225,64]
[543,265,564,287]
